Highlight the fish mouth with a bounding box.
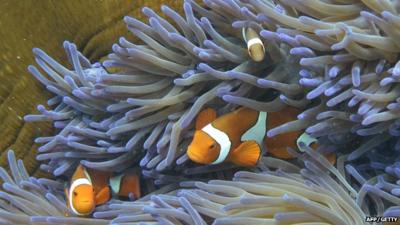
[76,202,95,215]
[187,147,206,164]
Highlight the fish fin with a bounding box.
[120,173,141,199]
[309,143,337,165]
[64,187,70,216]
[64,187,69,207]
[229,141,261,167]
[326,152,337,165]
[95,186,110,205]
[195,108,217,130]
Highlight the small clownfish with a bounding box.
[64,164,141,216]
[243,27,265,62]
[187,107,336,167]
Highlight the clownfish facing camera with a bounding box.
[187,107,336,167]
[65,164,140,216]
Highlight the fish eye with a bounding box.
[73,191,78,196]
[210,143,216,149]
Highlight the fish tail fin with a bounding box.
[119,173,141,199]
[311,143,337,165]
[229,141,261,167]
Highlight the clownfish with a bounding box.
[64,164,140,216]
[187,107,336,167]
[243,27,265,62]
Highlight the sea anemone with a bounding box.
[0,146,365,225]
[25,1,400,177]
[0,150,116,225]
[345,138,400,218]
[24,0,305,178]
[256,0,400,157]
[3,0,400,224]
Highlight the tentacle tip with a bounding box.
[361,119,372,126]
[203,39,212,46]
[27,65,36,71]
[161,4,171,11]
[62,96,70,102]
[281,193,291,201]
[222,95,233,102]
[62,40,71,47]
[32,47,42,54]
[381,11,392,18]
[257,79,268,85]
[197,62,208,70]
[23,115,32,122]
[141,6,151,14]
[200,16,208,23]
[80,160,89,166]
[298,16,308,22]
[2,182,11,190]
[7,149,15,159]
[183,1,191,8]
[360,10,376,20]
[266,130,275,138]
[297,113,305,120]
[305,93,315,100]
[123,15,133,23]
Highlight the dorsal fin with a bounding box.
[71,164,85,181]
[71,164,92,184]
[195,108,217,130]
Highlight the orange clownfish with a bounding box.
[65,164,141,216]
[187,107,336,167]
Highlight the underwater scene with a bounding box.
[1,0,400,224]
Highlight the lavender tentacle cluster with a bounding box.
[241,0,400,152]
[16,0,400,223]
[25,0,305,177]
[0,148,365,225]
[345,138,400,218]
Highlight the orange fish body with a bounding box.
[264,107,304,159]
[65,165,140,216]
[187,107,336,167]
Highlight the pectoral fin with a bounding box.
[228,141,261,167]
[195,108,217,130]
[64,187,70,216]
[95,186,110,205]
[64,187,69,207]
[120,173,141,199]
